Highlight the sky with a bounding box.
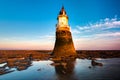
[0,0,120,50]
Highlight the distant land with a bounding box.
[0,50,120,61]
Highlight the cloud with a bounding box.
[76,17,120,32]
[0,16,120,50]
[73,16,120,50]
[74,36,120,50]
[0,34,55,50]
[95,32,120,37]
[71,28,81,34]
[73,16,120,37]
[38,35,55,40]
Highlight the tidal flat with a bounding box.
[0,50,120,80]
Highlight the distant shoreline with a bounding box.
[77,50,120,58]
[0,50,120,59]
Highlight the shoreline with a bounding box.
[0,50,120,60]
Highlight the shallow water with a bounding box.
[0,58,120,80]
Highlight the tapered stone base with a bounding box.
[52,30,76,57]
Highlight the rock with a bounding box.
[37,68,41,71]
[88,66,92,68]
[91,60,103,66]
[50,63,60,66]
[0,68,15,75]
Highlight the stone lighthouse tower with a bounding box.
[52,6,76,57]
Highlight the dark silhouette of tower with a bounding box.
[52,6,76,57]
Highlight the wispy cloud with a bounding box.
[95,32,120,37]
[0,16,120,50]
[74,37,120,50]
[72,16,120,50]
[38,35,55,40]
[71,28,81,34]
[75,16,120,33]
[0,34,55,50]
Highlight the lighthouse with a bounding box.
[52,6,76,57]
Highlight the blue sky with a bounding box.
[0,0,120,50]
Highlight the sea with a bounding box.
[0,58,120,80]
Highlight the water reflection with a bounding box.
[55,59,75,73]
[52,58,77,80]
[0,58,120,80]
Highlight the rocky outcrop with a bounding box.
[91,60,103,66]
[52,30,76,57]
